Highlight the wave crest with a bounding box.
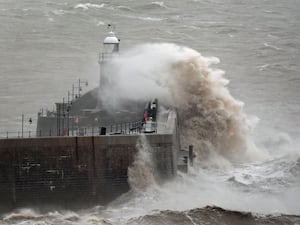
[127,206,300,225]
[74,3,105,10]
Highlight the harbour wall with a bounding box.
[0,133,179,212]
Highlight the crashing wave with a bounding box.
[128,135,158,192]
[127,206,300,225]
[103,43,266,166]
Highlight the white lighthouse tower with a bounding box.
[98,25,120,91]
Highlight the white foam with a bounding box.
[96,21,105,26]
[51,9,66,15]
[121,14,164,21]
[74,3,105,10]
[138,16,164,21]
[117,5,135,12]
[263,42,281,50]
[259,63,270,71]
[151,1,167,8]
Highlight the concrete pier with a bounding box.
[0,133,179,211]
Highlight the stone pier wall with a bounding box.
[0,134,178,211]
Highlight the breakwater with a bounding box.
[0,133,179,212]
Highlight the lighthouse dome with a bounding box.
[103,31,119,44]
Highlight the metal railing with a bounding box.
[0,131,36,139]
[0,120,160,139]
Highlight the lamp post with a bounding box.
[66,104,71,136]
[67,90,71,136]
[71,79,88,101]
[78,79,88,98]
[57,104,60,136]
[21,114,24,138]
[62,97,65,136]
[72,85,81,101]
[21,114,32,138]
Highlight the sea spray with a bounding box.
[128,135,158,192]
[169,55,264,164]
[100,43,266,165]
[2,208,81,224]
[3,208,40,221]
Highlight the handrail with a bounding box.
[0,120,162,139]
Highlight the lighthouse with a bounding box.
[98,25,120,91]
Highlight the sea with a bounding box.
[0,0,300,224]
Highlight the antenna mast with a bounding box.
[107,24,116,32]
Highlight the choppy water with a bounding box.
[0,0,299,224]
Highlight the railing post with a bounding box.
[40,130,42,137]
[18,131,20,138]
[6,131,8,139]
[21,114,24,138]
[49,129,52,136]
[92,127,94,136]
[189,145,194,166]
[29,131,31,138]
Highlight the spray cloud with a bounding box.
[100,43,265,164]
[128,135,157,192]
